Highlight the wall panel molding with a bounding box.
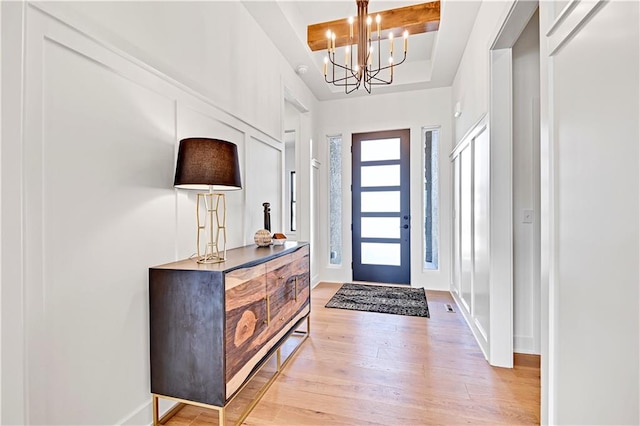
[546,0,606,56]
[27,2,284,142]
[9,4,289,424]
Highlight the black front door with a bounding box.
[352,129,411,284]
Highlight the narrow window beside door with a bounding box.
[424,128,439,270]
[329,136,342,265]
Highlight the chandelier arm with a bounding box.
[328,60,356,72]
[327,58,364,82]
[346,82,361,94]
[367,51,408,75]
[331,51,336,83]
[369,76,394,85]
[363,69,391,85]
[326,68,361,85]
[393,51,408,66]
[365,67,390,83]
[329,75,361,85]
[326,68,362,86]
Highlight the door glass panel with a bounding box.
[361,242,401,265]
[361,138,400,162]
[361,191,400,212]
[361,217,400,238]
[361,165,400,187]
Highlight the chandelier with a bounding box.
[323,0,408,94]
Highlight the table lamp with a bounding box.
[174,138,242,263]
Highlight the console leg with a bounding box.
[152,395,159,426]
[218,406,225,426]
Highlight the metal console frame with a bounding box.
[152,314,310,426]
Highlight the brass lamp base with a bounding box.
[196,192,227,263]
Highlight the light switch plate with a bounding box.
[523,209,534,224]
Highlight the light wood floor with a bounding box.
[164,282,540,425]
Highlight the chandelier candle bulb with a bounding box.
[349,16,354,39]
[376,14,381,39]
[331,32,336,52]
[389,32,394,55]
[323,57,328,76]
[367,16,371,41]
[404,30,409,52]
[326,30,331,50]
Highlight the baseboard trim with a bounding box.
[514,352,541,369]
[114,400,148,426]
[449,291,490,363]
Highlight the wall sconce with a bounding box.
[174,138,242,263]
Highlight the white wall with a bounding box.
[451,0,526,369]
[284,102,299,239]
[539,1,639,423]
[452,0,640,422]
[317,87,453,290]
[512,11,540,355]
[452,0,515,145]
[0,1,316,424]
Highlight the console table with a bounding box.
[149,242,310,425]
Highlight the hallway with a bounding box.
[166,283,540,425]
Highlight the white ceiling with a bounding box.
[242,0,481,100]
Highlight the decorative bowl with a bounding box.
[272,233,287,245]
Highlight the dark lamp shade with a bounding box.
[174,138,242,191]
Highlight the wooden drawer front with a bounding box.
[266,246,310,331]
[224,265,268,387]
[291,245,310,303]
[150,269,226,407]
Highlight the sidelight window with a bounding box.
[424,128,439,270]
[328,136,342,265]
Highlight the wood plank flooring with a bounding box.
[163,282,540,425]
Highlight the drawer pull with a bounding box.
[265,295,271,326]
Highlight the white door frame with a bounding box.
[487,0,539,369]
